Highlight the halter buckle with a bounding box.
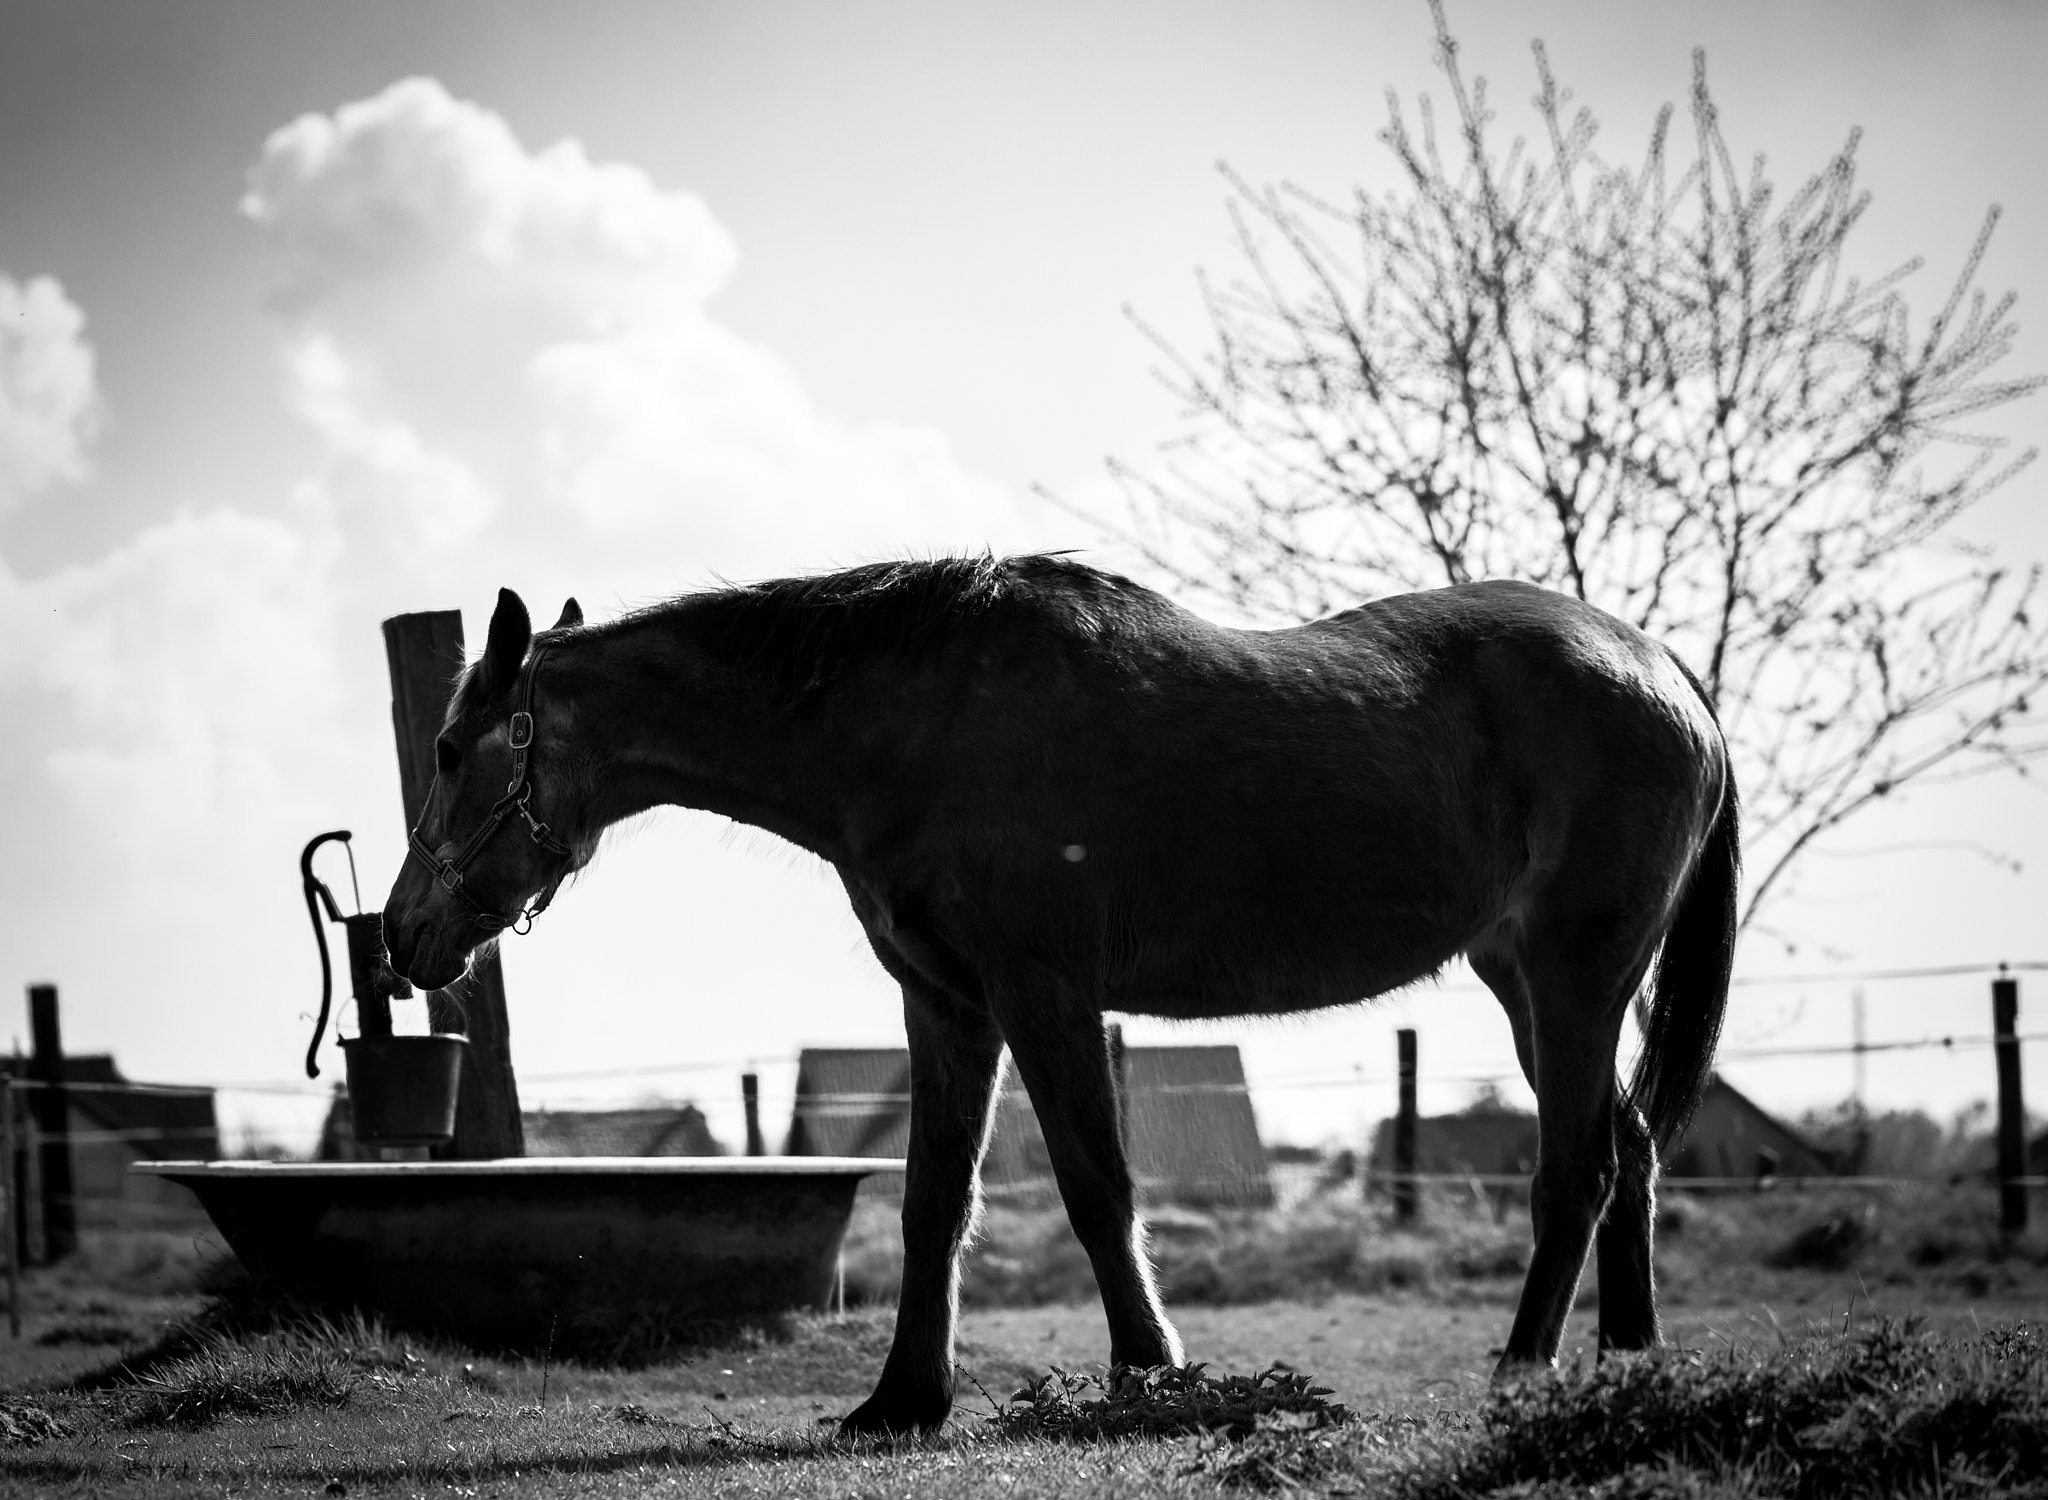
[509,711,534,750]
[436,864,465,895]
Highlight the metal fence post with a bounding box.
[1993,969,2027,1234]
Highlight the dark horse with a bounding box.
[383,554,1738,1433]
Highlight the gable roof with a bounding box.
[786,1044,1272,1207]
[784,1049,912,1159]
[523,1105,724,1158]
[1369,1105,1540,1178]
[1666,1075,1835,1179]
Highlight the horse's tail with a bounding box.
[1628,747,1741,1157]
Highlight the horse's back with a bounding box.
[854,569,1727,1018]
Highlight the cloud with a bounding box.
[2,508,341,873]
[243,76,1021,589]
[0,76,1045,1098]
[0,272,101,509]
[244,77,737,320]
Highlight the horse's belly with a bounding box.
[1107,925,1467,1022]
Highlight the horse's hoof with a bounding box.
[836,1390,950,1441]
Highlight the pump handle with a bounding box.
[300,830,353,1079]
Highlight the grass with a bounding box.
[6,1306,2037,1498]
[0,1185,2043,1495]
[839,1177,2048,1313]
[126,1334,358,1428]
[842,1188,1535,1311]
[1390,1318,2048,1499]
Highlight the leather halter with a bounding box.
[407,644,573,934]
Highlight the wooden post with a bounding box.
[383,611,524,1159]
[7,1043,23,1271]
[1,1074,17,1337]
[1393,1028,1418,1223]
[21,1110,41,1265]
[1993,970,2027,1234]
[26,985,76,1260]
[741,1073,766,1156]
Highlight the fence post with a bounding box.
[1,1074,16,1336]
[1394,1028,1418,1223]
[21,1109,42,1266]
[1993,969,2027,1234]
[741,1073,765,1156]
[384,611,525,1159]
[26,984,75,1260]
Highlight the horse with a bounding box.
[382,553,1738,1434]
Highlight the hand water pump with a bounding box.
[301,829,467,1148]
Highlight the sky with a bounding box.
[2,0,2046,1154]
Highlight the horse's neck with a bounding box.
[560,617,846,860]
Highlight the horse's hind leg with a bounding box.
[842,981,1004,1436]
[1481,933,1661,1353]
[1494,931,1653,1376]
[1000,994,1183,1371]
[1596,1094,1659,1351]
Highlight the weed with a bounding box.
[1397,1319,2047,1499]
[128,1335,358,1427]
[0,1398,66,1447]
[993,1361,1351,1443]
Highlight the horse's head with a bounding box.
[383,587,588,992]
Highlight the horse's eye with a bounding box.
[436,738,462,775]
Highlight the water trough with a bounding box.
[136,1157,901,1349]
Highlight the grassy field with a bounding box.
[0,1183,2041,1498]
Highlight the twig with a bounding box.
[704,1407,783,1455]
[955,1361,1006,1418]
[538,1313,556,1412]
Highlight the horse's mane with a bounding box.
[654,552,1123,700]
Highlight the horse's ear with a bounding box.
[552,597,583,630]
[480,588,532,696]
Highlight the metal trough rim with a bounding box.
[133,1156,904,1179]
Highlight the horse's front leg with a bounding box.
[841,981,1004,1436]
[1002,997,1183,1371]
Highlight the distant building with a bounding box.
[1368,1101,1539,1184]
[0,1053,218,1226]
[1665,1076,1835,1181]
[1369,1074,1834,1188]
[523,1105,723,1157]
[785,1043,1273,1208]
[316,1093,723,1159]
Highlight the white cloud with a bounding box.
[0,272,100,509]
[0,508,342,877]
[244,76,1021,586]
[244,77,737,321]
[0,76,1044,1098]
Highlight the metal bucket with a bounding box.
[341,1034,466,1147]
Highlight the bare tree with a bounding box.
[1092,4,2047,940]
